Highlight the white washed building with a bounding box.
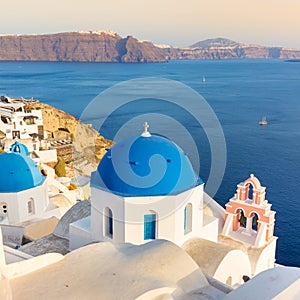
[67,123,280,286]
[0,97,43,140]
[0,141,72,226]
[70,123,219,249]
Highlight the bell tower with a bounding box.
[222,174,276,248]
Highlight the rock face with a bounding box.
[119,36,166,62]
[0,32,299,62]
[166,38,300,60]
[0,31,166,63]
[25,100,113,175]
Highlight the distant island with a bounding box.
[0,31,300,63]
[285,59,300,62]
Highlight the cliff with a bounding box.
[0,31,167,63]
[165,38,300,60]
[24,100,113,176]
[0,32,299,62]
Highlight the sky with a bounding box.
[2,0,300,48]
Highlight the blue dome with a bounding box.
[91,134,203,196]
[0,152,45,193]
[10,141,30,156]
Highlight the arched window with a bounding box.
[184,203,193,234]
[238,209,246,228]
[247,183,254,200]
[144,212,157,240]
[251,213,259,231]
[104,207,113,238]
[27,198,35,215]
[0,202,8,216]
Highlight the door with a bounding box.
[144,214,156,240]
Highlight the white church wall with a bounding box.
[124,195,177,244]
[123,185,205,246]
[196,214,219,243]
[90,188,125,243]
[89,183,216,248]
[69,216,92,250]
[0,181,48,225]
[174,185,205,246]
[0,193,21,224]
[18,182,49,222]
[251,238,277,276]
[213,250,251,286]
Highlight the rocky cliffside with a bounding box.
[119,36,166,62]
[0,32,299,62]
[164,38,300,60]
[0,31,167,63]
[25,100,113,175]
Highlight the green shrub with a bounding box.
[55,156,66,177]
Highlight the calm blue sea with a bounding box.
[0,59,299,267]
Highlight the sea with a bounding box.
[0,59,299,267]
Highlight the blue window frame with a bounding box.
[144,214,156,240]
[184,203,192,234]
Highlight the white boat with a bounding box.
[202,76,206,83]
[259,116,268,125]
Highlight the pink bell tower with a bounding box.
[222,174,276,248]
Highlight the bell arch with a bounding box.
[251,212,260,231]
[223,174,276,248]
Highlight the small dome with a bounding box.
[10,141,29,156]
[91,133,203,197]
[0,152,45,192]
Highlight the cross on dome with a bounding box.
[141,122,151,137]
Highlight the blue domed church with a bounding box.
[69,123,219,249]
[0,141,64,225]
[68,123,279,286]
[0,150,47,224]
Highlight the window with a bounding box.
[238,209,246,228]
[144,213,156,240]
[247,183,254,200]
[251,213,259,231]
[104,207,113,238]
[12,130,20,139]
[27,198,35,215]
[184,203,193,234]
[0,202,8,216]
